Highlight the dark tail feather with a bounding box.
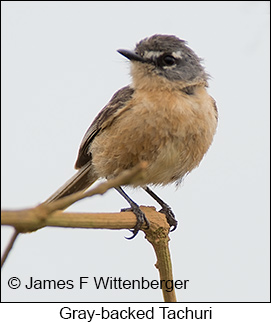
[44,163,98,204]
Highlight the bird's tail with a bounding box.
[44,163,98,204]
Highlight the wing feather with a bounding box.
[75,85,134,169]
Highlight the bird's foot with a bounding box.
[121,206,150,239]
[159,205,178,232]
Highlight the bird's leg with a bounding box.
[143,186,178,231]
[115,186,150,239]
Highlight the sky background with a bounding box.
[1,1,270,302]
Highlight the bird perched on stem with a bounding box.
[45,34,218,239]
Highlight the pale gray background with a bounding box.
[1,1,270,302]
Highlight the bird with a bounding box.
[44,34,218,239]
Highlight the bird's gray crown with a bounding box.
[133,34,208,83]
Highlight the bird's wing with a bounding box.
[75,85,134,169]
[44,86,134,204]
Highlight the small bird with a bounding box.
[44,34,218,238]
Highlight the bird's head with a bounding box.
[118,34,208,91]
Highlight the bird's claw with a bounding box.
[159,206,178,232]
[121,207,150,239]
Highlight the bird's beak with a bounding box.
[117,49,146,63]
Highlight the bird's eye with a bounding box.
[162,55,176,66]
